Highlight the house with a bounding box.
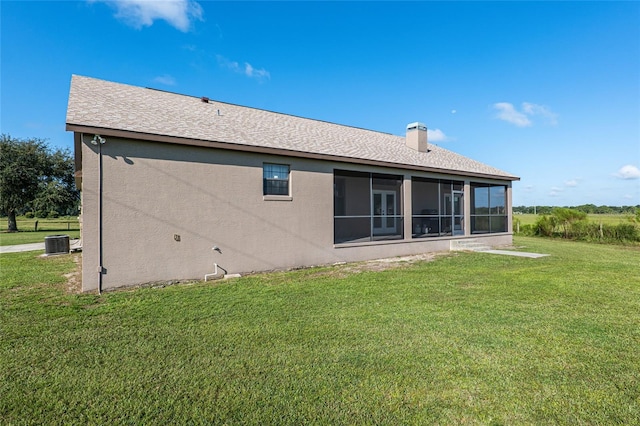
[66,75,519,292]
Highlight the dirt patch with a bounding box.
[63,253,82,293]
[306,252,450,279]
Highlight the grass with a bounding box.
[0,217,80,246]
[515,213,631,226]
[1,237,639,424]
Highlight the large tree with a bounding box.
[0,135,77,231]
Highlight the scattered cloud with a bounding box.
[427,128,450,142]
[522,102,558,125]
[90,0,203,32]
[152,74,176,86]
[493,102,531,127]
[549,186,563,197]
[565,179,579,187]
[493,102,558,127]
[614,164,640,180]
[451,109,457,114]
[216,55,271,81]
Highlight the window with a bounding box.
[263,163,290,196]
[470,183,507,233]
[411,178,464,238]
[334,170,403,244]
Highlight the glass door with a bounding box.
[373,190,397,234]
[453,191,464,235]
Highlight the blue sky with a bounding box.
[2,1,639,207]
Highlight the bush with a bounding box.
[35,210,48,218]
[24,211,34,218]
[535,215,557,237]
[47,211,59,219]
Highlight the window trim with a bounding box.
[263,163,291,198]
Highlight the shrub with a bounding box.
[47,211,59,219]
[535,215,557,237]
[24,211,35,218]
[553,208,587,238]
[35,210,48,218]
[611,223,639,242]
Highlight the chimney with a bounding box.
[406,122,428,152]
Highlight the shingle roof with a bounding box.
[66,75,518,180]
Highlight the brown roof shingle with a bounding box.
[66,75,518,180]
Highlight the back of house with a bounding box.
[66,75,519,292]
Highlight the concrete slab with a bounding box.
[482,250,549,258]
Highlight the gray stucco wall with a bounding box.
[80,135,513,291]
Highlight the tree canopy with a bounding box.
[0,134,78,231]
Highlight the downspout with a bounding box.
[90,134,106,294]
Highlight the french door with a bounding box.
[373,190,397,234]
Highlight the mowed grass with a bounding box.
[515,213,631,226]
[0,217,80,246]
[1,237,639,424]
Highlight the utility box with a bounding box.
[44,235,70,255]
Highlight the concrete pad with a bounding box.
[482,250,549,258]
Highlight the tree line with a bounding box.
[0,135,79,232]
[513,204,639,215]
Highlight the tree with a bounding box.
[30,148,79,216]
[0,135,77,231]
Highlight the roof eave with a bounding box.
[66,123,520,182]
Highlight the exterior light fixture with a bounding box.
[91,135,106,145]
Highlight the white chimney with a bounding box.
[406,122,428,152]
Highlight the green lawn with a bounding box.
[1,237,639,424]
[0,217,80,246]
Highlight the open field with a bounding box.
[0,217,80,246]
[1,236,639,424]
[514,213,632,226]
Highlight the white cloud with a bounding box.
[493,102,531,127]
[565,179,578,187]
[91,0,203,32]
[217,55,270,81]
[614,165,640,180]
[152,74,176,86]
[244,63,270,80]
[549,186,563,197]
[522,102,558,125]
[493,102,558,127]
[427,128,449,142]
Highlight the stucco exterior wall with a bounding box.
[80,135,513,292]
